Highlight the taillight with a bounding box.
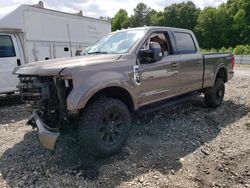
[232,55,235,70]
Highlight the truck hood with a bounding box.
[13,54,121,76]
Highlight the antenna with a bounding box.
[67,24,73,57]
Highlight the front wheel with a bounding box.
[78,98,131,157]
[204,78,225,108]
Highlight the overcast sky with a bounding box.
[0,0,227,18]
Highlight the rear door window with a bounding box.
[0,35,16,57]
[174,32,196,54]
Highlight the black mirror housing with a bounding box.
[139,42,162,63]
[149,42,163,61]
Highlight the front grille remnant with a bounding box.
[17,75,71,127]
[17,76,53,107]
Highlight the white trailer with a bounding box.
[0,2,111,94]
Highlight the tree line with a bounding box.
[111,0,250,50]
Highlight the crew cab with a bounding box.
[13,27,234,157]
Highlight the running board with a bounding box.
[138,92,199,114]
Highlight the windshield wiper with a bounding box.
[87,51,108,55]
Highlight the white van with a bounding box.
[0,2,111,94]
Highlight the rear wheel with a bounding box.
[78,98,131,157]
[204,78,225,108]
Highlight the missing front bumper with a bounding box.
[30,112,60,151]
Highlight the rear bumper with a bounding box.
[228,71,234,80]
[30,112,60,150]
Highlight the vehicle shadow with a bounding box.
[0,97,249,187]
[0,94,22,106]
[0,94,26,124]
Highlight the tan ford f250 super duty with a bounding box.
[13,27,234,157]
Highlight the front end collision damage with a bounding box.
[18,71,136,151]
[19,75,74,150]
[29,112,59,150]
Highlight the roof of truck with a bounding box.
[114,26,192,33]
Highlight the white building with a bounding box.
[0,2,111,94]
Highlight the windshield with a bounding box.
[82,30,145,55]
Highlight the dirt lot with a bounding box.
[0,65,249,188]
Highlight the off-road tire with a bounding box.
[204,78,225,108]
[78,98,131,157]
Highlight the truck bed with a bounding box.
[202,53,234,89]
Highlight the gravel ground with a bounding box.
[0,65,249,188]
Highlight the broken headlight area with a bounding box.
[18,75,73,129]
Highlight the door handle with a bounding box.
[171,62,178,67]
[17,59,21,66]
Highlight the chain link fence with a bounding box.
[235,55,250,64]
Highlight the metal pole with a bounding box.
[67,24,73,57]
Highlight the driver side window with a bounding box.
[142,32,171,56]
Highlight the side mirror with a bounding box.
[75,49,82,56]
[139,42,163,63]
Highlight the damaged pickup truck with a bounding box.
[14,27,234,157]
